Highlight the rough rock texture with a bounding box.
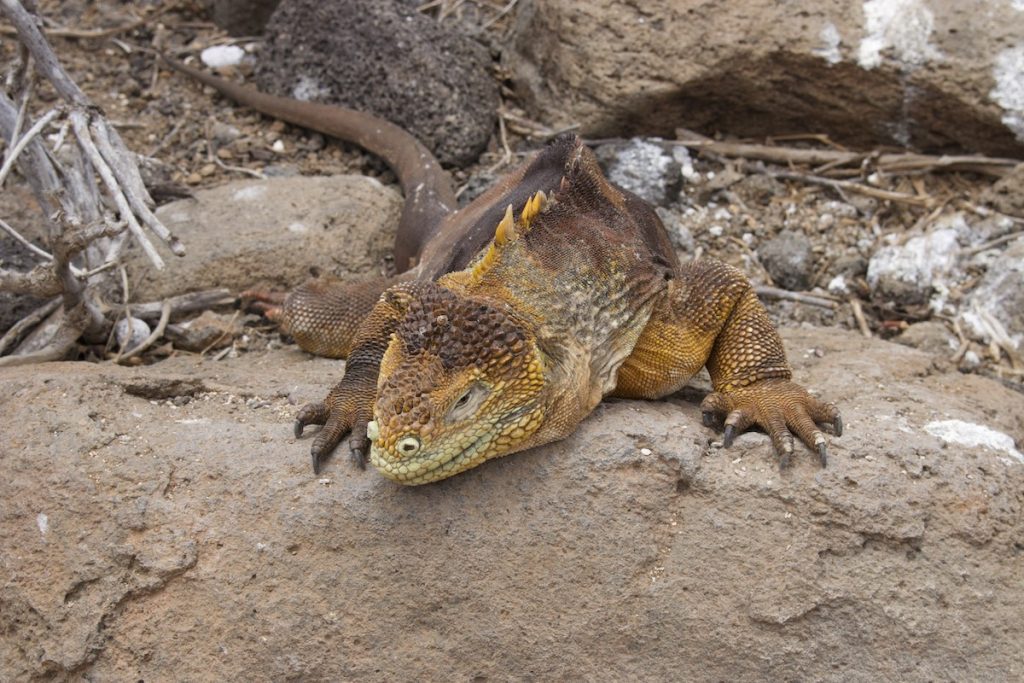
[164,310,246,352]
[256,0,499,167]
[504,0,1024,156]
[982,163,1024,217]
[0,185,49,335]
[758,230,816,291]
[594,138,683,206]
[867,228,959,306]
[1,328,1023,680]
[124,175,401,301]
[964,237,1024,349]
[655,206,695,253]
[894,320,957,358]
[206,0,282,35]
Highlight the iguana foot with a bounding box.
[295,397,371,474]
[240,288,287,322]
[700,379,842,468]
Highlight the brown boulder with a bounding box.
[1,328,1022,679]
[504,0,1024,155]
[255,0,499,167]
[125,175,401,302]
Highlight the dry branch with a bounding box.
[0,0,188,364]
[120,289,238,321]
[754,286,838,309]
[763,168,936,208]
[0,297,60,355]
[673,130,1020,178]
[115,301,171,362]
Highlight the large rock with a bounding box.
[256,0,499,167]
[1,327,1023,680]
[758,229,816,291]
[126,175,401,301]
[504,0,1024,156]
[206,0,282,35]
[866,227,960,306]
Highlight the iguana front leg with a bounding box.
[616,258,841,466]
[294,281,422,472]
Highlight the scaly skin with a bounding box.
[295,141,841,483]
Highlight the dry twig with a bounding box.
[754,286,838,309]
[119,289,237,321]
[0,0,185,364]
[849,298,872,338]
[673,130,1019,178]
[115,300,172,362]
[763,168,935,208]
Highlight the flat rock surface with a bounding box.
[2,327,1022,680]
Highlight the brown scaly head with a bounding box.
[366,282,547,484]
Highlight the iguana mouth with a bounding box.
[369,401,540,484]
[369,430,493,485]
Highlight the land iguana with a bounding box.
[164,57,842,484]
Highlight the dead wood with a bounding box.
[0,0,187,364]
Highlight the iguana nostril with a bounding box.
[397,436,421,455]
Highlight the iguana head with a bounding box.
[367,284,546,484]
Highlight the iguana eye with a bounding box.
[445,382,489,422]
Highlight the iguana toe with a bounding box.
[294,401,328,438]
[241,288,287,322]
[700,380,841,468]
[346,423,369,470]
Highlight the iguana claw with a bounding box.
[347,422,369,470]
[700,379,841,468]
[723,424,736,448]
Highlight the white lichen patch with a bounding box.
[990,45,1024,142]
[292,75,329,102]
[606,140,674,204]
[233,185,267,201]
[924,419,1024,463]
[858,0,942,69]
[200,45,245,69]
[36,512,48,536]
[813,22,843,65]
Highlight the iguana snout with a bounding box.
[366,284,546,484]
